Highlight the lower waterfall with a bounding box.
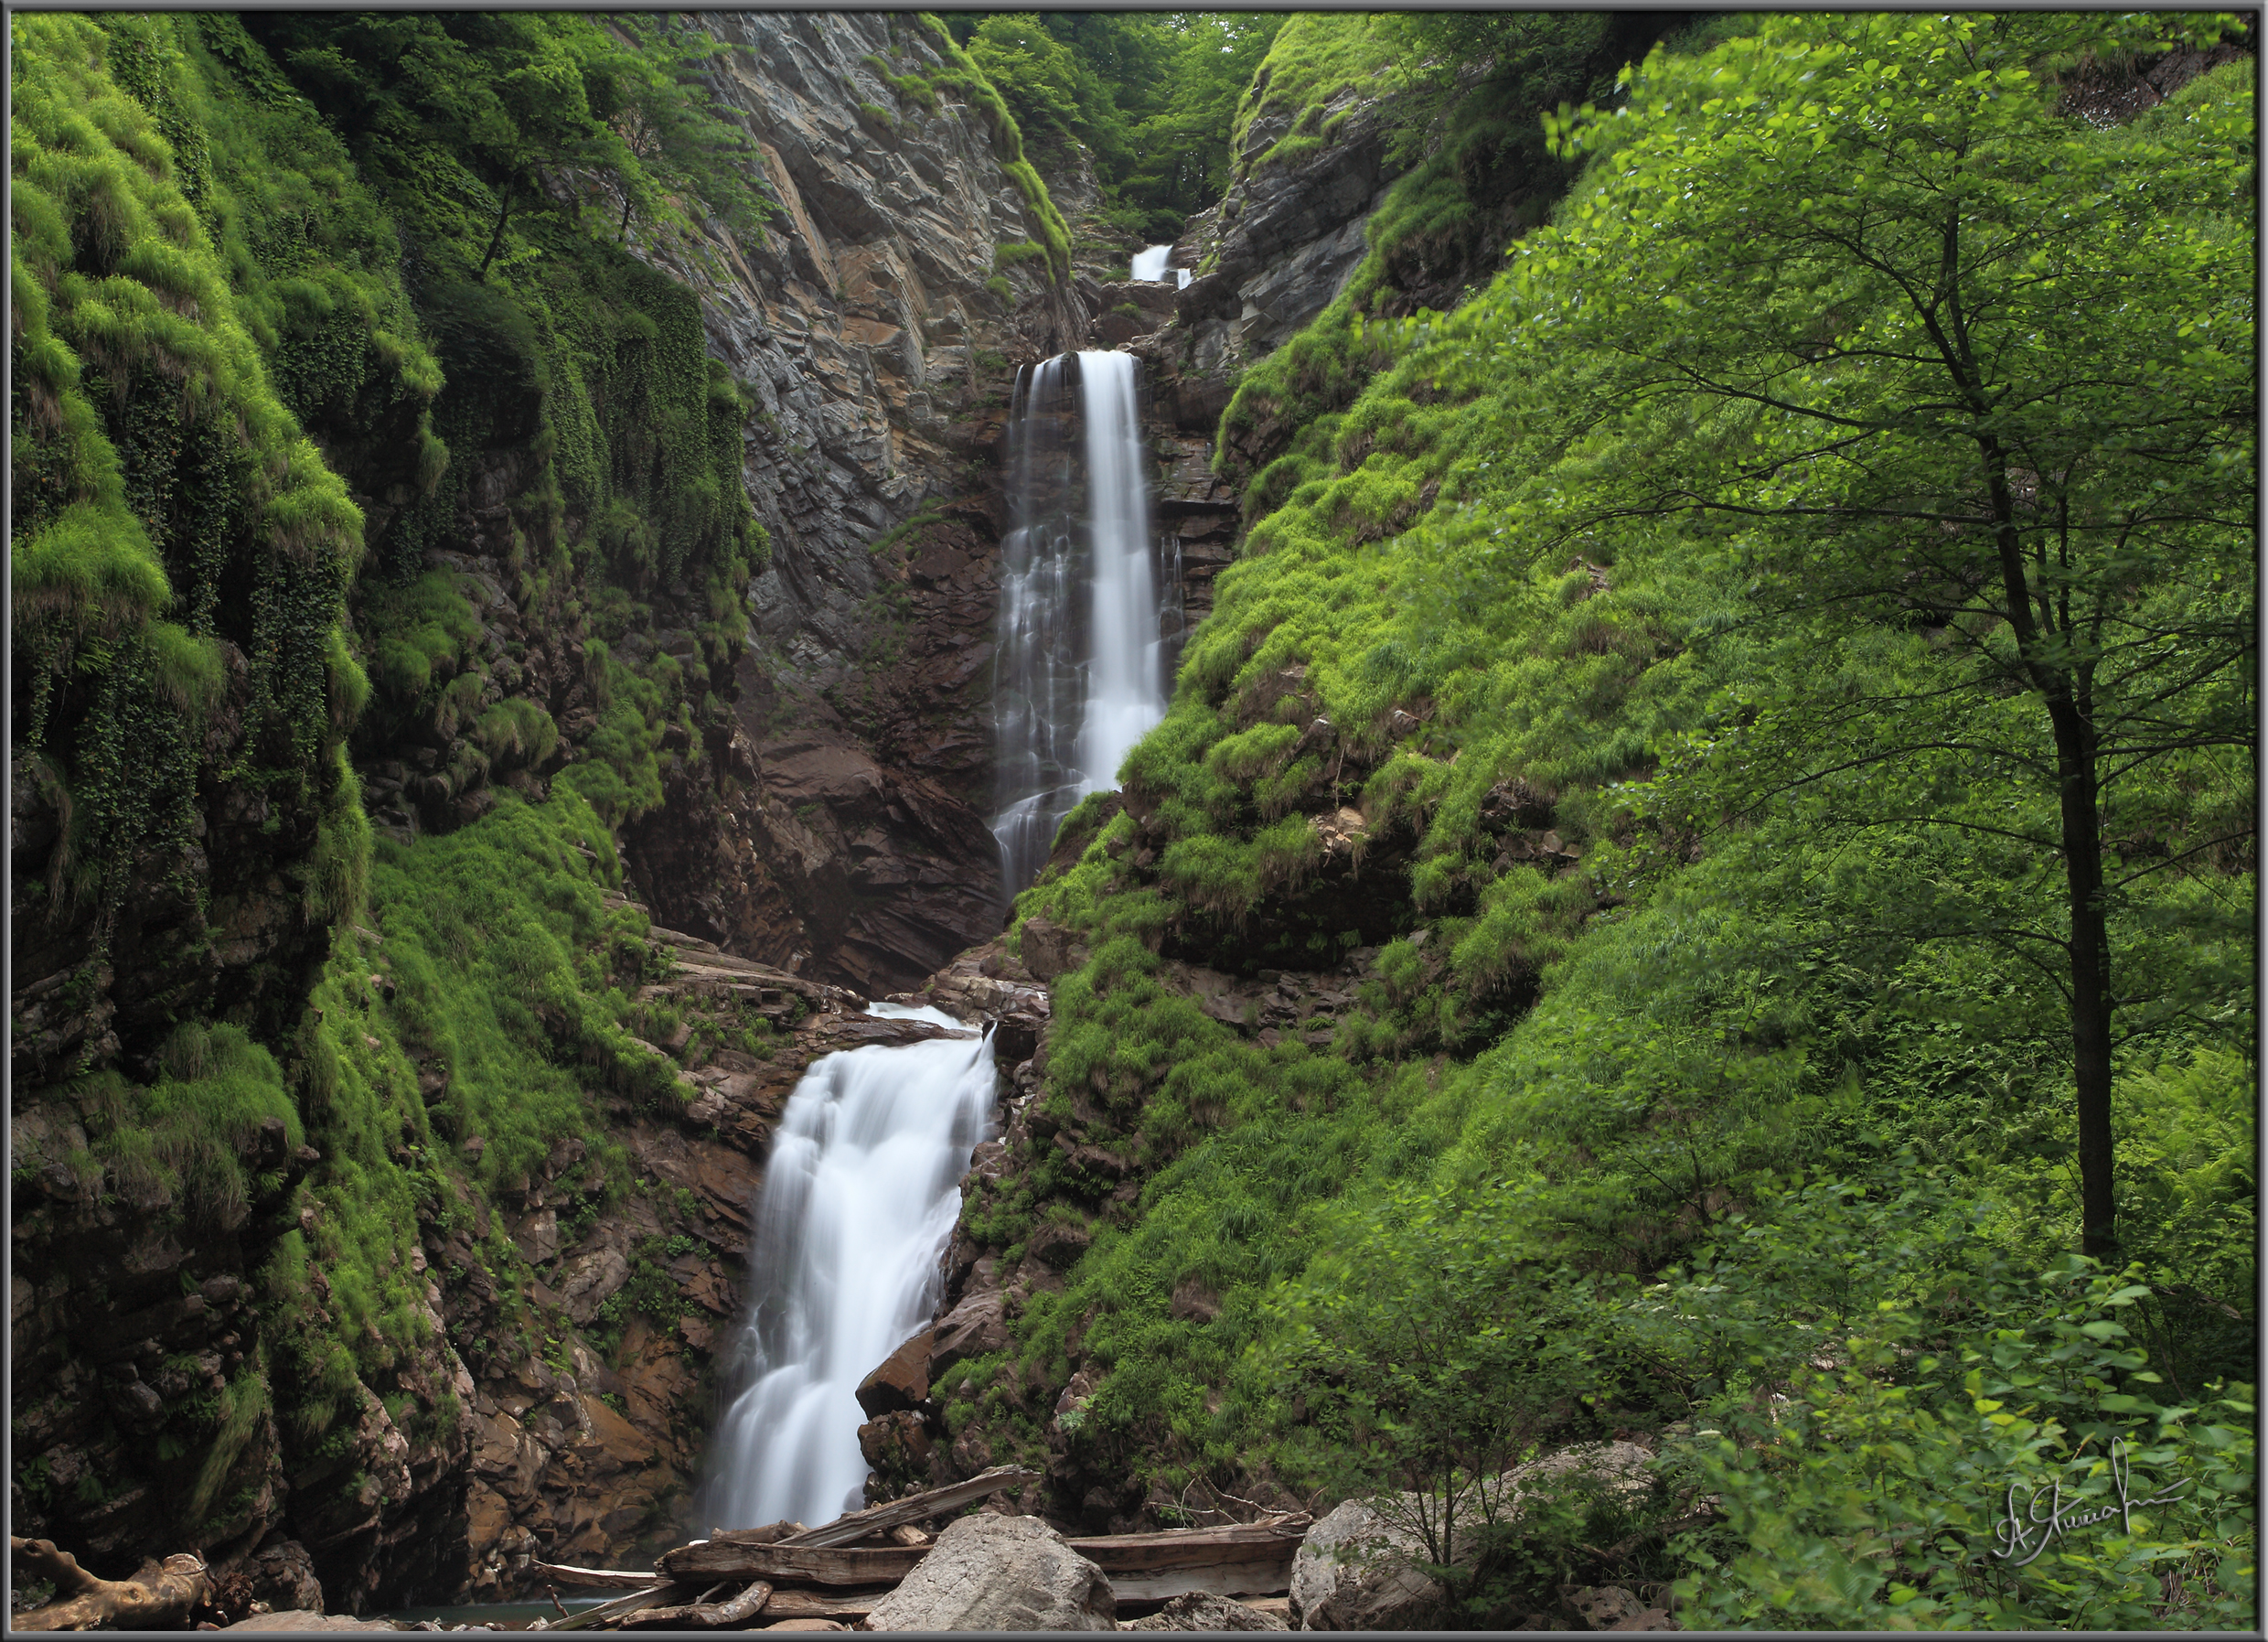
[706,1005,996,1529]
[990,349,1170,895]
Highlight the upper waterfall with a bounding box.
[1131,243,1193,288]
[990,351,1171,896]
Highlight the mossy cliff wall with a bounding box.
[8,10,1088,1615]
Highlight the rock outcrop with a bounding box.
[861,1513,1118,1632]
[604,13,1114,994]
[1166,93,1405,381]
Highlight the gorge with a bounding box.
[10,9,2254,1633]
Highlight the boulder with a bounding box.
[1288,1498,1444,1631]
[240,1538,323,1617]
[1289,1443,1659,1630]
[930,1289,1011,1380]
[862,1513,1117,1632]
[858,1410,933,1472]
[1122,1591,1289,1630]
[1027,1218,1094,1272]
[856,1328,934,1418]
[1020,918,1087,983]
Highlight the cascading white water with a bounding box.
[1130,243,1193,289]
[990,351,1170,894]
[706,1006,995,1529]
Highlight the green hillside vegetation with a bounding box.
[1215,13,1678,483]
[976,14,2255,1627]
[943,11,1284,247]
[7,10,781,1551]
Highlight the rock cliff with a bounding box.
[616,13,1101,996]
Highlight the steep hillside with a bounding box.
[919,15,2256,1628]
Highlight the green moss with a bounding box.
[1230,16,1401,159]
[903,15,1072,281]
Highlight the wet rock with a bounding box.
[863,1513,1117,1632]
[858,1410,934,1472]
[241,1537,324,1615]
[856,1327,934,1418]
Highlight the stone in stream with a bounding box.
[861,1513,1117,1631]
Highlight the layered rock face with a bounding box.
[1166,91,1404,380]
[616,13,1103,994]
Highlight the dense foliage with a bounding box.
[977,13,2255,1628]
[945,12,1284,244]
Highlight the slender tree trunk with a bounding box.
[2048,695,2118,1260]
[1975,424,2120,1261]
[477,183,515,284]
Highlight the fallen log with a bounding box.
[531,1562,660,1591]
[776,1465,1040,1548]
[699,1580,774,1627]
[664,1517,1307,1587]
[617,1581,726,1627]
[1067,1519,1310,1572]
[11,1538,210,1631]
[758,1587,892,1622]
[542,1583,691,1631]
[1104,1559,1299,1603]
[658,1542,924,1586]
[618,1579,770,1629]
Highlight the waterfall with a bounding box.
[706,1006,996,1529]
[990,350,1170,895]
[1130,243,1192,289]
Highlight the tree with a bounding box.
[1120,15,1284,230]
[1483,13,2253,1256]
[1279,1185,1614,1580]
[582,16,771,248]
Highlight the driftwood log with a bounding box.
[655,1518,1307,1590]
[1067,1519,1308,1603]
[658,1541,923,1586]
[635,1578,776,1633]
[10,1538,211,1631]
[747,1586,888,1622]
[542,1583,690,1631]
[552,1472,1303,1629]
[531,1563,667,1591]
[775,1465,1042,1549]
